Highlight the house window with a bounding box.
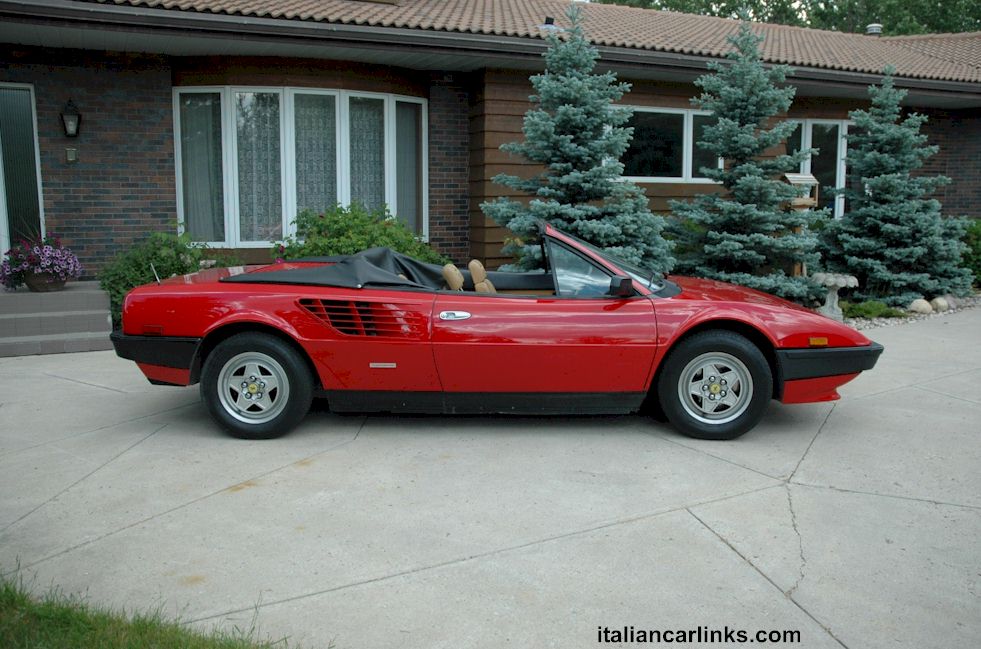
[621,108,721,183]
[788,120,849,217]
[174,87,428,247]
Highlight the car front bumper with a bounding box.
[777,342,884,380]
[776,342,884,403]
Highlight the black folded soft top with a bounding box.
[220,247,447,290]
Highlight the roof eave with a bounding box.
[2,0,979,104]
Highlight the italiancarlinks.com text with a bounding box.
[597,625,801,644]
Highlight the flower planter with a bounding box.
[24,271,67,292]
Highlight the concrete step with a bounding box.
[0,280,109,314]
[0,332,114,357]
[0,310,111,337]
[0,280,114,357]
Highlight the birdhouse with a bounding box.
[782,172,819,209]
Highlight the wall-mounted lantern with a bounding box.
[61,100,81,137]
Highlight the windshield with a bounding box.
[553,229,666,291]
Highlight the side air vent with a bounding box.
[299,299,424,337]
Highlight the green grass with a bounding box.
[0,574,298,649]
[840,300,906,319]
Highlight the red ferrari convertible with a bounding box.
[111,223,882,441]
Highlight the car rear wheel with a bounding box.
[201,333,313,439]
[657,331,772,440]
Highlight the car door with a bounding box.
[299,289,440,392]
[431,241,658,400]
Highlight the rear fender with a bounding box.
[194,312,340,390]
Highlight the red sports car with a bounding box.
[111,223,882,441]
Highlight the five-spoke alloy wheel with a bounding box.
[657,331,772,440]
[201,333,313,439]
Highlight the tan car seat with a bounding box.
[468,260,496,294]
[442,263,465,291]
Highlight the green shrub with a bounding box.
[276,205,449,265]
[964,218,981,287]
[100,232,224,328]
[840,300,905,319]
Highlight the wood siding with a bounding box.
[469,69,859,267]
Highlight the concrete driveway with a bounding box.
[1,308,979,649]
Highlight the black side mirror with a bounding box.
[609,275,634,297]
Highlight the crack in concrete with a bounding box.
[913,385,981,407]
[3,421,367,577]
[789,402,836,483]
[42,372,131,394]
[650,432,785,481]
[0,402,198,460]
[790,481,981,511]
[0,423,168,537]
[785,485,806,597]
[183,483,784,626]
[687,509,850,649]
[849,366,978,402]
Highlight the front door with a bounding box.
[0,84,44,252]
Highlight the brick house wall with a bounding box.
[920,108,981,220]
[425,73,471,263]
[1,48,177,278]
[2,49,475,276]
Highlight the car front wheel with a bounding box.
[200,333,313,439]
[657,331,772,440]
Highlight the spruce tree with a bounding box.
[669,22,822,302]
[821,72,973,306]
[481,5,673,273]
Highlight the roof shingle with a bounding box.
[84,0,981,83]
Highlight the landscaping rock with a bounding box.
[941,294,959,309]
[845,292,980,331]
[908,298,933,314]
[930,297,949,312]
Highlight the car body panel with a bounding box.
[431,293,658,392]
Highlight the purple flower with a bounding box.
[0,234,82,290]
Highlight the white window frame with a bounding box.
[173,86,429,247]
[0,82,46,253]
[792,119,850,218]
[620,106,722,184]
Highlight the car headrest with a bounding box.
[468,260,487,284]
[442,263,465,291]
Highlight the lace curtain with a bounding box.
[349,97,385,211]
[236,92,282,241]
[294,94,337,214]
[179,93,224,241]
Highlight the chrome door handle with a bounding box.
[439,310,472,321]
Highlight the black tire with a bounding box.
[656,331,772,440]
[200,332,313,439]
